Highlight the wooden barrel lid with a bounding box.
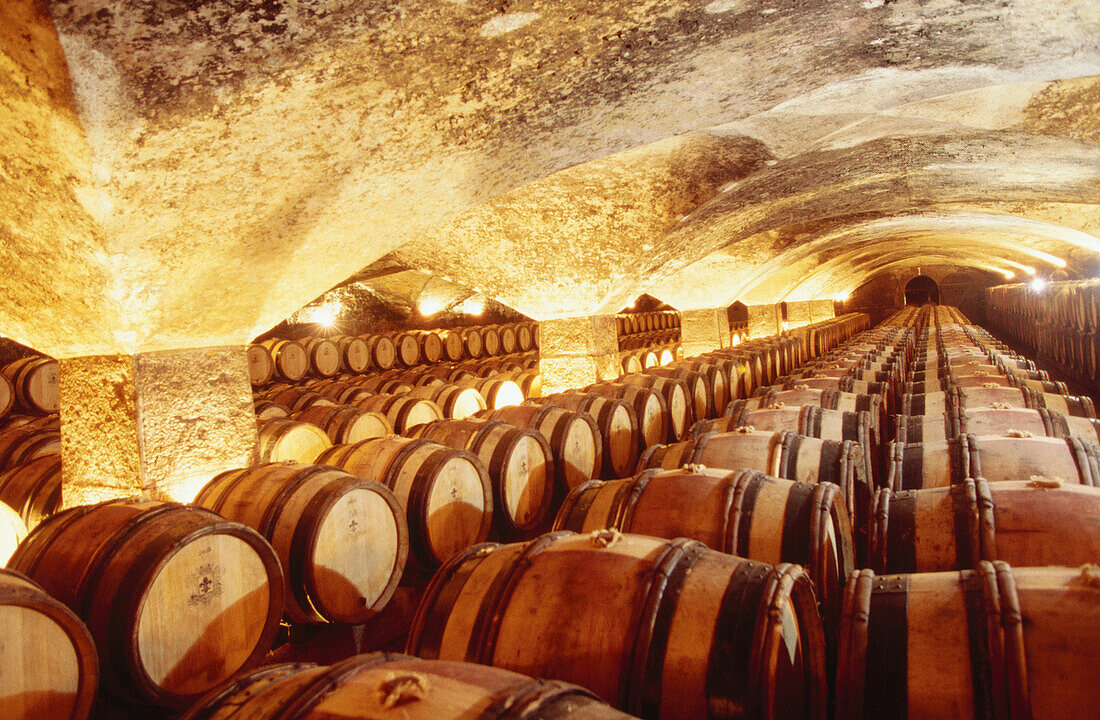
[308,339,341,377]
[483,379,524,409]
[245,345,274,386]
[0,455,62,531]
[516,324,534,352]
[268,341,309,381]
[310,485,404,621]
[440,331,464,361]
[622,354,643,374]
[482,327,501,356]
[9,359,59,414]
[599,402,637,477]
[421,333,444,364]
[254,399,291,420]
[423,454,491,563]
[338,337,371,373]
[258,419,333,463]
[395,334,421,367]
[368,336,397,370]
[0,569,98,720]
[462,328,484,358]
[659,348,675,365]
[498,431,552,530]
[135,532,273,698]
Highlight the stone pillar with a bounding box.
[538,315,620,395]
[680,307,732,356]
[59,346,259,507]
[785,301,813,328]
[809,300,836,322]
[746,304,782,338]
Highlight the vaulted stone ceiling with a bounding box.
[1,0,1098,358]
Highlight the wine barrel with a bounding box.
[406,419,554,534]
[315,437,492,567]
[257,418,333,463]
[887,433,1100,490]
[517,323,535,352]
[482,404,601,491]
[0,498,27,564]
[529,393,639,478]
[612,376,693,441]
[419,332,444,364]
[260,340,309,382]
[350,376,413,396]
[0,568,98,720]
[245,345,275,386]
[407,532,827,720]
[391,333,421,367]
[870,478,1100,574]
[335,336,371,373]
[455,377,524,410]
[254,399,290,420]
[643,367,712,422]
[354,394,445,433]
[2,357,59,414]
[745,388,885,438]
[498,324,518,354]
[7,500,284,708]
[585,383,669,449]
[653,363,730,417]
[621,353,644,375]
[439,330,465,361]
[405,383,487,419]
[554,467,854,625]
[0,372,13,420]
[712,401,879,485]
[302,338,342,377]
[461,327,484,358]
[177,653,639,720]
[837,563,1100,720]
[899,406,1100,444]
[364,335,397,371]
[0,454,62,530]
[481,326,501,356]
[292,404,393,444]
[0,426,61,472]
[195,463,409,624]
[956,385,1097,418]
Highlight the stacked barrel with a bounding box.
[617,310,682,373]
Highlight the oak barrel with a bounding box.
[259,340,308,382]
[353,394,445,433]
[2,357,59,415]
[292,404,392,444]
[0,372,12,419]
[0,426,60,472]
[406,419,554,533]
[0,568,98,720]
[419,331,444,364]
[177,653,640,720]
[257,418,333,464]
[364,335,398,370]
[407,531,827,720]
[245,345,275,386]
[335,336,371,373]
[440,330,465,361]
[613,375,694,440]
[455,377,524,410]
[302,338,342,377]
[481,404,601,491]
[405,383,487,419]
[461,327,484,358]
[529,393,639,478]
[7,500,284,708]
[554,466,854,625]
[195,463,409,624]
[315,437,493,567]
[837,563,1100,720]
[585,382,669,449]
[870,478,1100,573]
[0,454,62,529]
[391,333,422,367]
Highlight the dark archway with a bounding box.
[904,275,940,305]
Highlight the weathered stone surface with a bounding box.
[809,301,835,323]
[680,307,730,356]
[785,301,811,328]
[58,347,257,506]
[746,304,781,339]
[539,315,619,393]
[58,354,141,507]
[132,346,258,503]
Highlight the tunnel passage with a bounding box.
[904,276,940,306]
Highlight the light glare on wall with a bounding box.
[418,298,446,316]
[301,300,342,328]
[460,296,486,316]
[1030,278,1047,292]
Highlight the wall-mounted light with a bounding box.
[1030,278,1047,292]
[417,298,445,316]
[1013,246,1067,268]
[834,291,851,302]
[460,296,486,316]
[300,300,342,328]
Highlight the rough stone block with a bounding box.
[810,300,836,322]
[786,301,813,328]
[538,316,618,357]
[680,307,730,355]
[747,304,781,338]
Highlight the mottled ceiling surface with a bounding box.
[1,0,1098,356]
